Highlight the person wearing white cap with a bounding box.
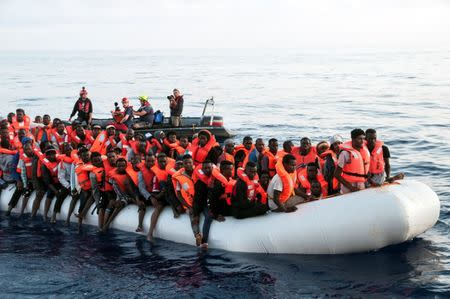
[321,134,343,195]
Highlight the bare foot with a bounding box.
[216,215,226,222]
[200,243,208,249]
[195,233,202,247]
[393,173,405,180]
[146,233,153,242]
[135,226,143,233]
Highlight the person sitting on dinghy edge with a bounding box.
[334,128,370,194]
[365,128,404,186]
[230,161,268,219]
[133,95,154,129]
[267,154,312,213]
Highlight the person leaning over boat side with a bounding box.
[102,158,139,232]
[267,154,310,213]
[261,138,279,178]
[137,153,158,238]
[133,95,154,128]
[0,138,19,198]
[168,88,184,127]
[321,134,343,195]
[231,162,268,219]
[334,128,370,194]
[87,151,110,230]
[69,87,93,126]
[6,141,34,216]
[365,128,404,186]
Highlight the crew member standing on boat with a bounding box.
[334,128,370,194]
[168,89,183,127]
[69,87,93,126]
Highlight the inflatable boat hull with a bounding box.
[0,180,440,254]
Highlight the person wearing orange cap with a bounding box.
[69,86,93,126]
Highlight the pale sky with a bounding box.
[1,0,450,50]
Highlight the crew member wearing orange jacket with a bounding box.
[334,128,370,194]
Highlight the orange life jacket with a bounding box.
[172,168,195,208]
[11,115,31,133]
[223,152,235,164]
[276,150,291,159]
[51,130,67,148]
[109,168,130,193]
[69,129,94,146]
[102,157,115,191]
[292,146,318,168]
[0,148,18,155]
[75,162,93,190]
[35,126,51,143]
[297,168,328,197]
[191,130,219,165]
[341,142,370,183]
[275,159,297,204]
[236,168,267,204]
[367,140,385,174]
[263,150,278,178]
[211,167,236,205]
[140,165,155,193]
[120,136,134,156]
[151,164,169,182]
[91,166,107,192]
[42,158,59,184]
[126,165,140,186]
[192,165,213,186]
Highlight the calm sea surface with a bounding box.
[0,49,449,297]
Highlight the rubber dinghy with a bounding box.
[0,179,440,254]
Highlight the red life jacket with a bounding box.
[319,149,340,190]
[52,130,67,148]
[42,157,59,184]
[78,99,91,113]
[236,168,267,204]
[297,168,328,197]
[367,140,385,174]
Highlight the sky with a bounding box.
[1,0,450,51]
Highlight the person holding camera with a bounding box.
[111,97,134,132]
[168,88,183,127]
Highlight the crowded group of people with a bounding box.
[0,88,403,248]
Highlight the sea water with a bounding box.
[0,49,449,297]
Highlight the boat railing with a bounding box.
[201,97,215,126]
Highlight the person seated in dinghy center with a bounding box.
[2,99,407,247]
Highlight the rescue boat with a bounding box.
[0,179,439,254]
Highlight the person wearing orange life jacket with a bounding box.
[208,160,234,221]
[297,162,328,197]
[334,128,370,194]
[234,136,254,168]
[50,122,68,150]
[267,154,309,213]
[91,125,117,155]
[321,134,343,195]
[176,136,192,158]
[39,148,70,222]
[127,138,149,162]
[48,142,75,223]
[162,131,178,157]
[102,158,140,232]
[365,128,404,186]
[217,139,235,166]
[6,142,35,216]
[69,123,94,148]
[136,153,159,239]
[85,151,110,230]
[34,114,52,144]
[277,140,294,159]
[117,128,134,156]
[316,140,330,170]
[190,130,220,166]
[261,138,279,178]
[11,108,32,134]
[11,129,33,150]
[244,138,266,172]
[190,160,215,247]
[231,161,268,219]
[91,124,102,140]
[292,137,319,169]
